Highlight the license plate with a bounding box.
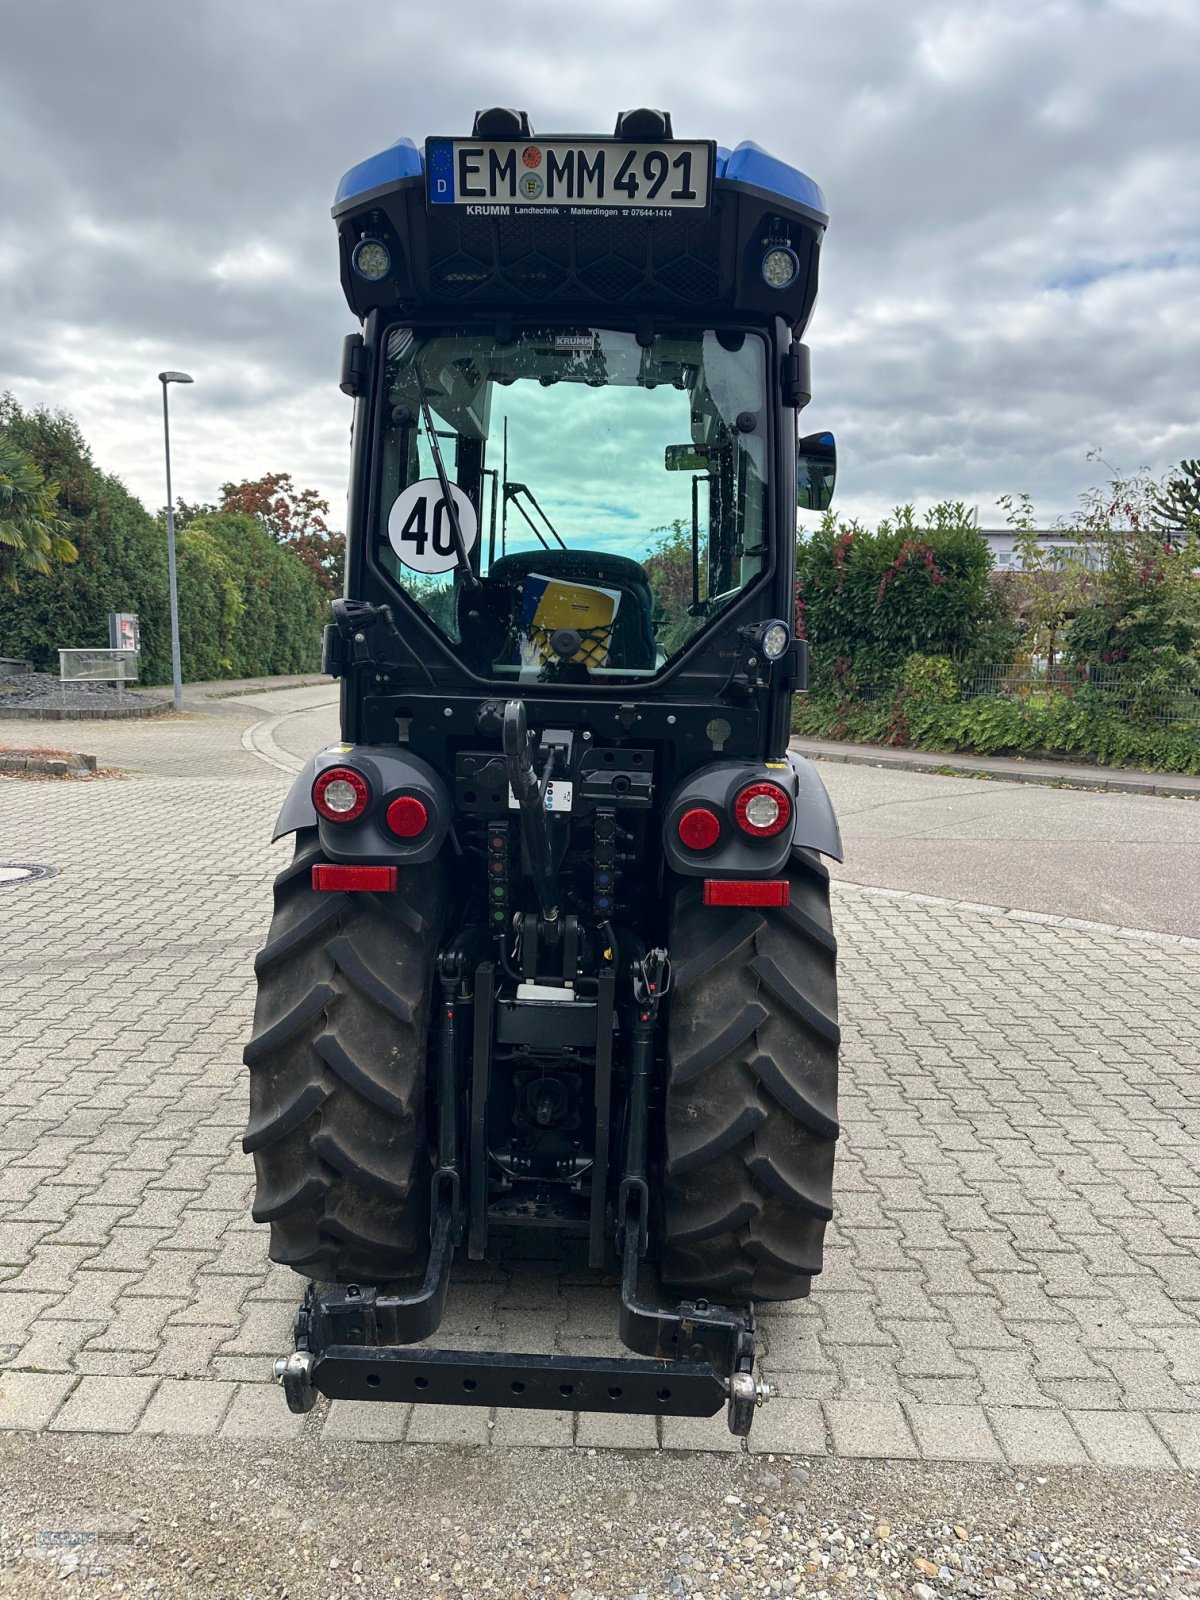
[426,139,712,213]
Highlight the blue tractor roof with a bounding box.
[330,125,828,331]
[333,136,827,225]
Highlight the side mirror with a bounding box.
[664,444,709,472]
[339,333,370,398]
[797,431,836,510]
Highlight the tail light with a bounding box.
[733,781,791,838]
[386,795,429,838]
[677,807,721,850]
[313,766,370,822]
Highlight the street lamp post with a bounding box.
[158,370,193,712]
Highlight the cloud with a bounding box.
[1,0,1198,534]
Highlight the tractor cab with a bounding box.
[328,107,835,750]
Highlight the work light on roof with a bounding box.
[351,238,391,282]
[761,245,800,290]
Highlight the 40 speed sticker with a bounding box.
[387,478,479,575]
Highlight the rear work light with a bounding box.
[313,766,370,822]
[703,879,790,907]
[311,864,397,892]
[677,807,721,850]
[386,795,429,838]
[733,781,791,838]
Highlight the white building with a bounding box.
[978,528,1104,571]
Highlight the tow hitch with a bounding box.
[273,954,770,1437]
[272,1206,769,1435]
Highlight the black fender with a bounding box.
[270,745,451,865]
[786,751,843,862]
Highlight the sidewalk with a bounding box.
[790,735,1200,798]
[171,671,331,703]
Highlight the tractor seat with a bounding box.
[460,549,658,673]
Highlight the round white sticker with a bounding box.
[387,479,479,575]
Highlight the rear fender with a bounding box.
[270,745,451,865]
[787,751,843,862]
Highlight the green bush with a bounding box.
[175,512,326,680]
[796,503,996,698]
[900,652,959,703]
[0,397,172,680]
[793,689,1200,774]
[173,522,243,680]
[0,397,326,684]
[1065,526,1200,698]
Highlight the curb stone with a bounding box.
[0,749,97,776]
[0,701,171,722]
[789,737,1200,800]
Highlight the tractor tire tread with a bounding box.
[659,853,839,1302]
[243,829,441,1284]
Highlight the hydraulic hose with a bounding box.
[501,699,560,923]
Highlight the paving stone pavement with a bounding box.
[1,697,1198,1466]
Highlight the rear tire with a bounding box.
[658,849,840,1302]
[243,829,442,1283]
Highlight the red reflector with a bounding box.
[677,807,721,850]
[386,795,429,838]
[311,865,398,893]
[702,879,790,907]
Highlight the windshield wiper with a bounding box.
[413,361,480,591]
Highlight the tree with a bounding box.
[0,432,76,590]
[1150,458,1200,537]
[168,497,217,531]
[218,471,345,592]
[643,518,705,657]
[995,490,1087,667]
[0,395,171,677]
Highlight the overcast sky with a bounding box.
[2,0,1197,531]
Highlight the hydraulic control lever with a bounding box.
[502,700,560,923]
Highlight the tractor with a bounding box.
[247,106,842,1435]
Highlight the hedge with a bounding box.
[793,656,1200,775]
[173,512,326,680]
[0,398,326,683]
[796,504,1002,697]
[0,400,173,680]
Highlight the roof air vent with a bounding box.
[472,107,533,138]
[614,108,673,140]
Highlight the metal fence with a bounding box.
[965,662,1200,726]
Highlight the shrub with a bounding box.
[796,503,995,697]
[900,653,959,703]
[0,396,327,684]
[793,689,1200,774]
[0,397,172,680]
[1065,527,1200,696]
[175,512,326,680]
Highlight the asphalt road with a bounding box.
[261,687,1200,937]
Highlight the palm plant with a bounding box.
[0,434,76,589]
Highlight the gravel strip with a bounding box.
[1,1434,1196,1599]
[0,669,166,713]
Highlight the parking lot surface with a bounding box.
[1,689,1197,1475]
